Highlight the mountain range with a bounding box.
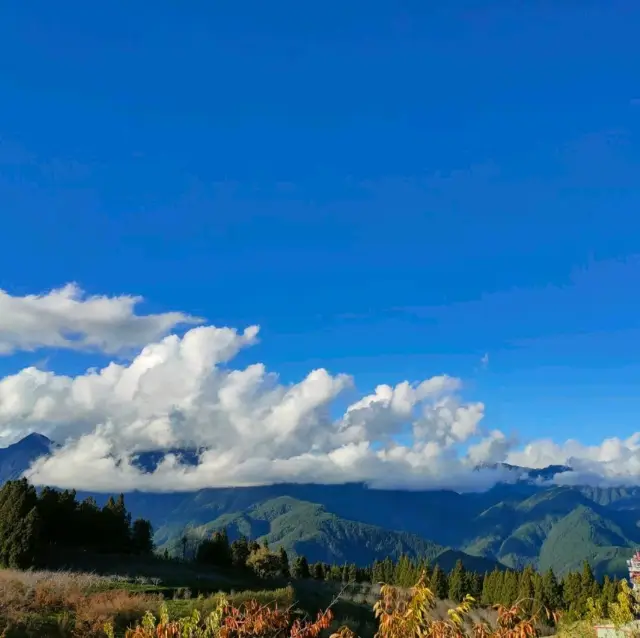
[3,433,640,578]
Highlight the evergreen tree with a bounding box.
[501,570,519,606]
[0,479,41,569]
[231,536,250,568]
[430,564,448,599]
[327,564,342,581]
[102,494,131,553]
[292,555,310,579]
[381,556,394,584]
[131,519,154,554]
[482,569,502,606]
[347,563,358,583]
[532,572,547,624]
[372,559,384,583]
[601,575,617,618]
[278,546,290,578]
[580,560,599,608]
[195,529,232,567]
[517,566,535,616]
[448,559,466,602]
[562,570,583,616]
[467,571,483,599]
[542,568,562,611]
[312,562,325,580]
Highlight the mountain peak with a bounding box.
[11,432,53,449]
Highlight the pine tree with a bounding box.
[518,566,535,616]
[501,570,519,606]
[542,568,562,611]
[448,559,466,602]
[278,546,290,578]
[312,562,325,580]
[292,555,310,579]
[231,536,250,568]
[382,556,394,583]
[563,570,583,617]
[102,494,132,553]
[580,559,599,609]
[131,519,154,554]
[532,571,545,621]
[430,564,448,599]
[482,569,501,606]
[372,559,384,583]
[0,479,41,569]
[467,571,483,599]
[601,575,617,618]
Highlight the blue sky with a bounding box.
[0,1,639,450]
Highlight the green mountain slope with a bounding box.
[538,505,638,578]
[87,480,640,579]
[158,495,502,572]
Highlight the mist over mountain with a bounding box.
[2,433,639,578]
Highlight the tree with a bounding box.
[247,546,282,579]
[580,559,599,608]
[195,530,232,568]
[601,575,617,618]
[292,555,310,579]
[312,562,325,580]
[102,494,132,554]
[501,570,519,607]
[562,570,583,616]
[448,559,466,602]
[542,568,562,612]
[517,566,535,616]
[0,479,41,568]
[430,565,448,600]
[131,518,154,555]
[278,546,290,578]
[249,540,261,553]
[231,536,250,568]
[482,569,502,606]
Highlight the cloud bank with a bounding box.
[0,284,638,493]
[0,283,201,355]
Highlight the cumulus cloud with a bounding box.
[0,283,202,355]
[0,287,638,493]
[506,435,640,487]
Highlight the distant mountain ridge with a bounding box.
[475,462,573,482]
[0,432,54,483]
[1,433,639,578]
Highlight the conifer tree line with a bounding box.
[0,479,154,569]
[191,528,630,619]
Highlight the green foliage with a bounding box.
[0,479,40,568]
[230,536,250,568]
[0,479,154,571]
[195,530,232,568]
[246,546,283,579]
[291,555,310,579]
[448,559,466,602]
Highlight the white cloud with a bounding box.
[506,435,640,487]
[0,287,638,493]
[0,283,202,355]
